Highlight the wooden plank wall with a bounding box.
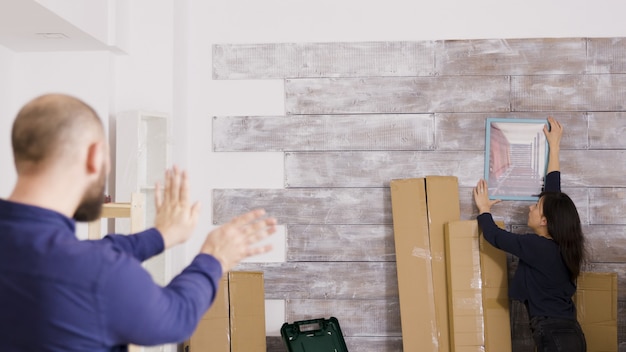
[212,38,626,352]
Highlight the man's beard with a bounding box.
[73,168,106,222]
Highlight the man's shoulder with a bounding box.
[14,238,135,289]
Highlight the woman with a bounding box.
[473,117,586,352]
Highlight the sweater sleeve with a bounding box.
[98,252,223,346]
[476,212,538,263]
[101,228,164,262]
[544,171,561,193]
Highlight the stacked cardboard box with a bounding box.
[390,176,470,352]
[477,224,511,351]
[574,272,618,352]
[391,175,618,352]
[444,221,485,351]
[391,176,511,352]
[426,176,462,352]
[390,178,438,351]
[444,220,511,352]
[184,271,266,352]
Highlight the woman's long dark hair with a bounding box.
[540,191,586,280]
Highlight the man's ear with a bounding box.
[85,141,104,176]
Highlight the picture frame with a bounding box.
[484,118,550,201]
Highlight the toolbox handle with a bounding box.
[294,318,326,333]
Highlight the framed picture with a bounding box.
[484,118,550,201]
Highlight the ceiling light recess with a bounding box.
[36,32,68,39]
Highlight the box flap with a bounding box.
[229,271,267,352]
[186,276,230,352]
[574,272,618,352]
[426,176,461,352]
[445,221,485,351]
[391,178,439,351]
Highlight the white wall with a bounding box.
[111,0,174,200]
[3,0,625,263]
[113,0,172,114]
[0,45,15,198]
[201,0,626,43]
[12,52,111,118]
[181,0,626,251]
[0,50,112,199]
[2,0,626,342]
[179,0,626,336]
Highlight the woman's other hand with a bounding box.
[473,179,501,214]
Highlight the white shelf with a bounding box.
[115,110,171,290]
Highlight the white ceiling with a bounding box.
[0,0,110,52]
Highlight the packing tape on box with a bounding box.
[411,246,432,260]
[470,277,483,290]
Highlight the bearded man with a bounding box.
[0,94,276,351]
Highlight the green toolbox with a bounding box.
[281,317,348,352]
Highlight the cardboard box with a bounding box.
[445,221,485,351]
[390,178,439,352]
[184,271,266,352]
[426,176,461,352]
[186,276,230,351]
[574,272,618,352]
[478,223,511,352]
[229,271,267,351]
[445,220,511,352]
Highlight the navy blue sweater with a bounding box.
[0,199,223,351]
[477,171,577,320]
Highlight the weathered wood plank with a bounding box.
[284,151,484,188]
[213,188,391,225]
[588,112,626,149]
[511,74,626,112]
[459,187,589,225]
[212,114,435,152]
[283,149,612,190]
[285,299,401,337]
[216,186,586,228]
[266,336,287,352]
[436,38,587,76]
[571,225,626,263]
[267,336,403,352]
[589,188,626,225]
[285,76,511,114]
[213,41,436,79]
[434,112,588,151]
[561,150,626,187]
[342,337,403,352]
[587,38,626,74]
[235,262,397,300]
[286,225,395,262]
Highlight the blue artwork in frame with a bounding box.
[484,118,550,201]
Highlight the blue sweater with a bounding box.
[0,199,223,351]
[477,171,577,320]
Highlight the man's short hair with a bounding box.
[11,94,103,171]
